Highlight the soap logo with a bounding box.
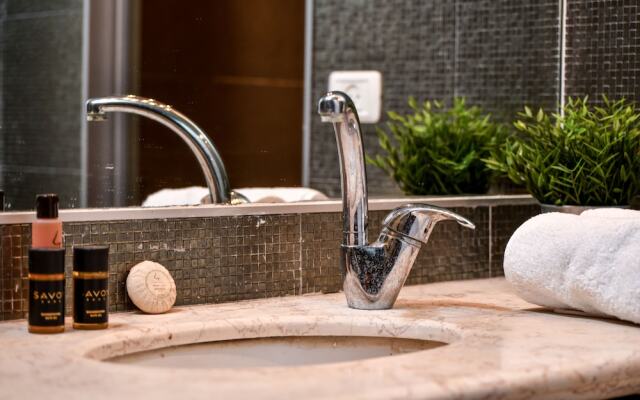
[33,291,63,303]
[84,289,107,301]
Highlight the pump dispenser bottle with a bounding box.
[32,194,63,248]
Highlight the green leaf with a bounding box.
[524,106,533,118]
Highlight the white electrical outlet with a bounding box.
[328,70,382,123]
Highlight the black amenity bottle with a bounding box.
[28,248,66,334]
[73,246,109,330]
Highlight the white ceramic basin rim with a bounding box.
[106,335,447,369]
[80,315,461,369]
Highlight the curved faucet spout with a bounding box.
[86,95,231,204]
[383,204,475,246]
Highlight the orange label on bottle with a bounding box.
[32,221,63,248]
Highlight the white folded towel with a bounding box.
[141,186,328,207]
[504,209,640,324]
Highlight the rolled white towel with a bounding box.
[504,209,640,324]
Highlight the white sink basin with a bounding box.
[106,336,446,369]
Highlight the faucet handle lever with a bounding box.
[382,204,475,245]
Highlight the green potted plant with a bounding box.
[368,97,505,195]
[485,97,640,213]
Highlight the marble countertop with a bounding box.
[1,278,639,400]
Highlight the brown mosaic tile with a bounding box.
[0,224,30,321]
[204,214,301,304]
[367,207,491,286]
[0,203,537,321]
[1,214,304,321]
[300,213,342,294]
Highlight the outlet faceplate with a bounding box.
[328,71,382,123]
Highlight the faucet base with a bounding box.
[343,268,395,310]
[341,240,419,310]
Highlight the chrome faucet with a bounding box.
[86,95,233,204]
[318,91,476,310]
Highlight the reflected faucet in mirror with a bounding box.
[85,95,241,205]
[318,91,476,310]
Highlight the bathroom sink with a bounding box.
[6,280,640,400]
[106,335,446,369]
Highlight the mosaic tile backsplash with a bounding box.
[0,203,539,321]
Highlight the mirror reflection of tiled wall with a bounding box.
[308,0,640,197]
[309,0,562,197]
[2,0,640,207]
[564,0,640,104]
[0,0,84,210]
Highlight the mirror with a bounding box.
[0,0,569,210]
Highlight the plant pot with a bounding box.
[540,204,630,215]
[487,177,528,195]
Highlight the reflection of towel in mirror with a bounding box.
[504,208,640,324]
[141,187,329,207]
[142,186,210,207]
[233,187,328,203]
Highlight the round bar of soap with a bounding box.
[126,261,176,314]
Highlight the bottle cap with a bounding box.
[29,248,66,275]
[36,194,59,219]
[73,246,109,272]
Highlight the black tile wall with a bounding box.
[310,0,456,198]
[455,0,560,121]
[5,0,80,14]
[0,203,539,321]
[564,0,640,103]
[0,0,84,210]
[309,0,561,197]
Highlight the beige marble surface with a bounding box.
[1,278,639,400]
